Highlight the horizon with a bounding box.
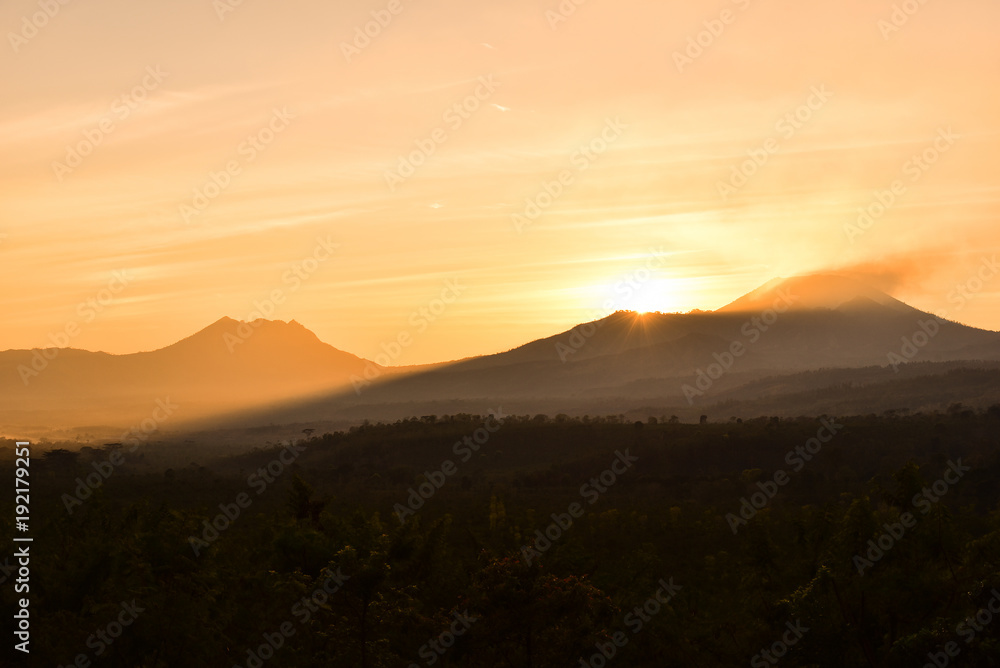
[6,270,999,364]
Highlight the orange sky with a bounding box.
[2,0,999,364]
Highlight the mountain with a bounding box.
[0,317,380,434]
[4,274,999,437]
[364,273,998,383]
[223,273,1000,427]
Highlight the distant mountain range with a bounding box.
[233,273,1000,427]
[3,274,999,436]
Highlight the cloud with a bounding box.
[829,250,959,294]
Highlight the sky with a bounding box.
[2,0,999,365]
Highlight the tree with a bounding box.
[462,555,616,667]
[287,474,325,523]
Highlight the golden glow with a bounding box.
[1,0,999,363]
[625,280,676,315]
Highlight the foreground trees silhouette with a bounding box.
[2,409,1000,666]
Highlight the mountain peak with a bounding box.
[152,317,331,358]
[719,273,914,314]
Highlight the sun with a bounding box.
[628,288,671,315]
[584,277,677,317]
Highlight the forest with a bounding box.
[2,406,1000,667]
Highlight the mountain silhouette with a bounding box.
[3,274,998,435]
[228,273,1000,427]
[0,317,378,433]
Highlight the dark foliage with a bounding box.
[2,409,1000,666]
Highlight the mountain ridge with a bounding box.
[4,273,999,435]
